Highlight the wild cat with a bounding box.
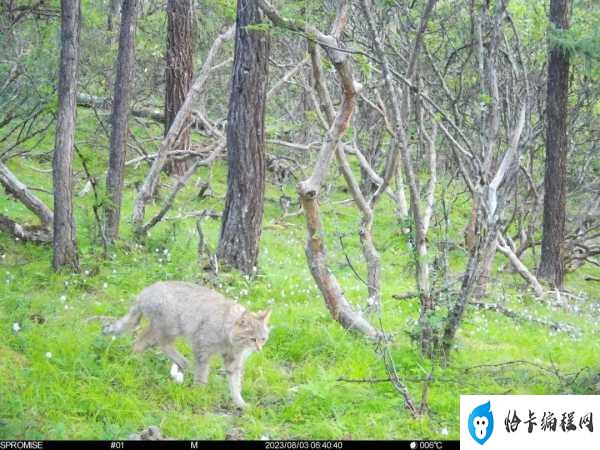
[103,281,271,408]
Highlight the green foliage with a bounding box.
[354,54,372,79]
[478,93,492,106]
[549,26,600,61]
[244,23,273,33]
[1,113,599,440]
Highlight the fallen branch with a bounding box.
[77,93,204,126]
[0,161,53,242]
[0,214,51,242]
[497,233,544,298]
[141,143,224,235]
[463,359,557,374]
[462,359,589,390]
[0,161,53,228]
[471,300,579,335]
[125,149,215,167]
[392,292,419,300]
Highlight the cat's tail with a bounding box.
[102,302,143,336]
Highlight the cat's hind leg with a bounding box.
[132,325,160,352]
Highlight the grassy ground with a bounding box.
[0,111,598,440]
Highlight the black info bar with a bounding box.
[0,441,459,450]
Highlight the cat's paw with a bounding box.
[233,398,248,409]
[170,364,184,384]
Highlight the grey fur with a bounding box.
[104,281,271,408]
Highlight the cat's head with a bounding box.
[231,309,272,351]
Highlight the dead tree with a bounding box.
[440,0,534,357]
[258,0,381,337]
[359,0,438,356]
[105,0,138,242]
[216,0,270,274]
[258,0,421,417]
[131,26,234,237]
[52,0,81,271]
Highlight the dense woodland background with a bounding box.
[0,0,599,440]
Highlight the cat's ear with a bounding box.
[235,311,253,328]
[257,309,272,324]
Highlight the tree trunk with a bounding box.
[53,0,81,271]
[164,0,194,176]
[105,0,138,242]
[217,0,270,274]
[538,0,570,288]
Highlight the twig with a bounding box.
[74,145,108,252]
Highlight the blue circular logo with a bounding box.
[468,401,494,445]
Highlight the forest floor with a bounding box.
[1,112,599,440]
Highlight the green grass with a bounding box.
[0,110,598,440]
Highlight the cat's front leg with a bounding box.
[160,344,190,371]
[224,354,247,408]
[193,352,211,385]
[227,369,247,409]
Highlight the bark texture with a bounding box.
[105,0,138,241]
[52,0,81,271]
[217,0,270,274]
[538,0,570,287]
[164,0,194,176]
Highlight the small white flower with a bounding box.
[60,295,67,302]
[12,322,20,332]
[170,363,184,384]
[84,270,90,276]
[111,336,116,341]
[103,282,108,289]
[45,352,52,359]
[441,428,448,436]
